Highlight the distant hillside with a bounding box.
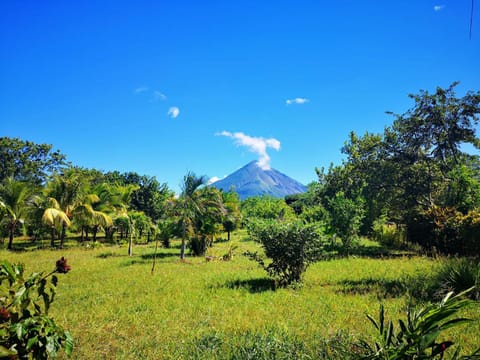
[211,161,307,200]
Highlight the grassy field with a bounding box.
[1,232,479,359]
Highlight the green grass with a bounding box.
[1,232,479,359]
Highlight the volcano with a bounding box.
[211,161,307,200]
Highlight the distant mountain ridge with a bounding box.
[211,161,307,200]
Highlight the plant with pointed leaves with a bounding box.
[356,288,480,359]
[0,258,73,359]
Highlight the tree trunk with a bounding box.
[180,223,186,260]
[85,228,89,241]
[60,223,66,248]
[7,222,15,250]
[80,226,85,242]
[93,226,98,242]
[227,230,231,242]
[50,227,56,247]
[128,229,133,256]
[180,238,186,259]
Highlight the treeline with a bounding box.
[1,83,480,257]
[0,138,242,255]
[287,82,480,256]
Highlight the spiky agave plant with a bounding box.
[356,288,480,359]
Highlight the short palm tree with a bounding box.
[42,197,71,247]
[176,172,208,259]
[0,178,33,250]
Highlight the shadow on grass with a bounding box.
[222,277,276,293]
[140,252,179,260]
[337,277,406,298]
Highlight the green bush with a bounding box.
[246,220,324,287]
[355,288,479,359]
[372,216,406,248]
[435,258,480,300]
[0,258,73,359]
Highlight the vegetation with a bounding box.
[356,289,479,359]
[247,220,324,286]
[0,239,478,359]
[0,258,73,359]
[0,83,480,358]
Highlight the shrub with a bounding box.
[355,288,479,359]
[371,216,406,248]
[246,220,324,287]
[435,258,480,300]
[0,258,73,359]
[327,192,365,254]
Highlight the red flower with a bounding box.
[56,257,72,274]
[0,307,10,320]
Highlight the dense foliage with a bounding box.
[310,83,480,255]
[356,289,479,359]
[247,220,324,286]
[0,259,73,359]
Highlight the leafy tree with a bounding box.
[327,192,365,254]
[189,186,225,256]
[0,178,34,250]
[241,196,296,223]
[43,170,87,247]
[176,172,208,259]
[42,198,71,247]
[221,190,242,241]
[247,220,324,287]
[0,137,66,185]
[315,83,480,254]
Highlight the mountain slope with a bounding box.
[211,161,307,200]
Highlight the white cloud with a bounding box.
[207,176,225,185]
[286,97,309,105]
[217,131,281,170]
[153,91,167,101]
[433,5,445,11]
[134,86,149,94]
[168,107,180,119]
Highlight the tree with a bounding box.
[315,83,480,254]
[0,137,66,185]
[176,172,207,259]
[247,220,324,287]
[222,190,242,241]
[0,178,34,250]
[43,170,86,247]
[42,198,71,247]
[327,192,365,254]
[175,172,226,259]
[241,196,296,222]
[189,186,226,256]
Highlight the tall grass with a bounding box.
[1,232,478,359]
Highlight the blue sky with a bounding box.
[1,1,479,192]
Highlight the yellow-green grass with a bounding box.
[1,233,479,359]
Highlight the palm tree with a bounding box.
[175,172,225,259]
[0,178,33,250]
[42,197,71,247]
[176,172,207,259]
[44,171,85,247]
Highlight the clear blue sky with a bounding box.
[1,1,479,192]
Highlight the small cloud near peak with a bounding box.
[286,97,310,105]
[134,86,149,94]
[434,5,445,11]
[153,91,167,101]
[216,131,281,170]
[207,176,225,185]
[168,107,180,119]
